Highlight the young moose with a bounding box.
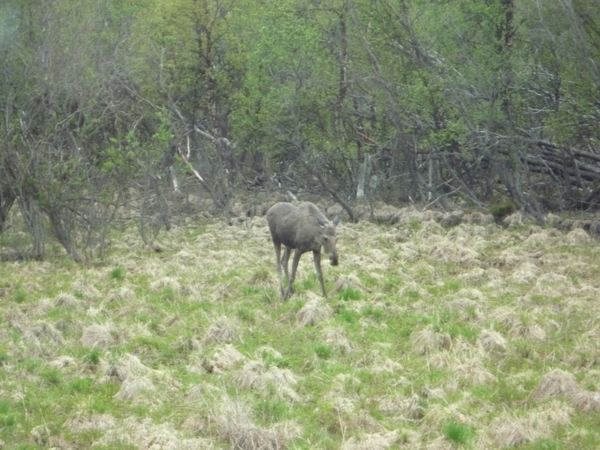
[267,202,340,301]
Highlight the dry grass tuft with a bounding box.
[413,218,444,236]
[509,321,546,341]
[565,228,592,245]
[491,418,539,447]
[112,376,156,401]
[463,212,495,225]
[341,430,400,450]
[211,344,246,371]
[23,320,64,345]
[452,356,496,385]
[235,360,300,402]
[296,296,333,327]
[489,307,520,329]
[491,401,572,448]
[502,212,527,228]
[81,322,116,348]
[149,276,182,292]
[571,390,600,411]
[523,231,553,248]
[457,267,486,283]
[108,286,135,302]
[94,416,214,450]
[53,292,80,308]
[102,353,153,382]
[48,356,77,369]
[531,369,600,411]
[531,369,580,401]
[427,239,479,264]
[202,316,240,344]
[30,425,50,446]
[247,268,274,287]
[510,262,540,284]
[331,273,365,295]
[322,326,354,354]
[213,397,297,449]
[66,413,117,434]
[411,325,453,355]
[480,329,508,353]
[71,281,101,300]
[372,205,402,224]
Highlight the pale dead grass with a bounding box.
[149,276,182,293]
[510,262,540,284]
[427,238,480,264]
[531,369,600,411]
[296,295,333,327]
[22,320,64,345]
[411,325,453,355]
[341,430,400,450]
[331,273,365,295]
[112,376,156,401]
[235,360,300,402]
[52,292,81,309]
[457,267,486,283]
[322,326,355,354]
[480,329,508,353]
[212,397,299,449]
[202,316,240,344]
[491,401,572,448]
[66,412,118,434]
[92,416,214,449]
[81,322,116,348]
[565,228,593,245]
[48,356,77,369]
[211,344,246,371]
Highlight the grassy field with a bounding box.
[1,205,600,449]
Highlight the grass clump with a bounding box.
[109,266,126,280]
[442,421,475,446]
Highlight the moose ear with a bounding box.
[316,215,326,227]
[332,215,340,226]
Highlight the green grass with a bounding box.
[1,212,600,448]
[442,421,475,446]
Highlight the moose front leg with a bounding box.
[273,241,285,299]
[313,250,327,297]
[284,249,302,301]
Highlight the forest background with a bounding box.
[1,0,600,260]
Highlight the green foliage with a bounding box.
[337,287,362,301]
[442,421,475,446]
[12,288,27,304]
[110,266,127,281]
[489,199,515,221]
[314,343,333,359]
[85,348,102,366]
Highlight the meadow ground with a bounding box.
[1,205,600,449]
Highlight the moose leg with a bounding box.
[313,250,326,297]
[281,246,293,295]
[284,249,302,301]
[273,241,285,299]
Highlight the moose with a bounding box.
[266,201,340,301]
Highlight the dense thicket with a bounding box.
[1,0,599,259]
